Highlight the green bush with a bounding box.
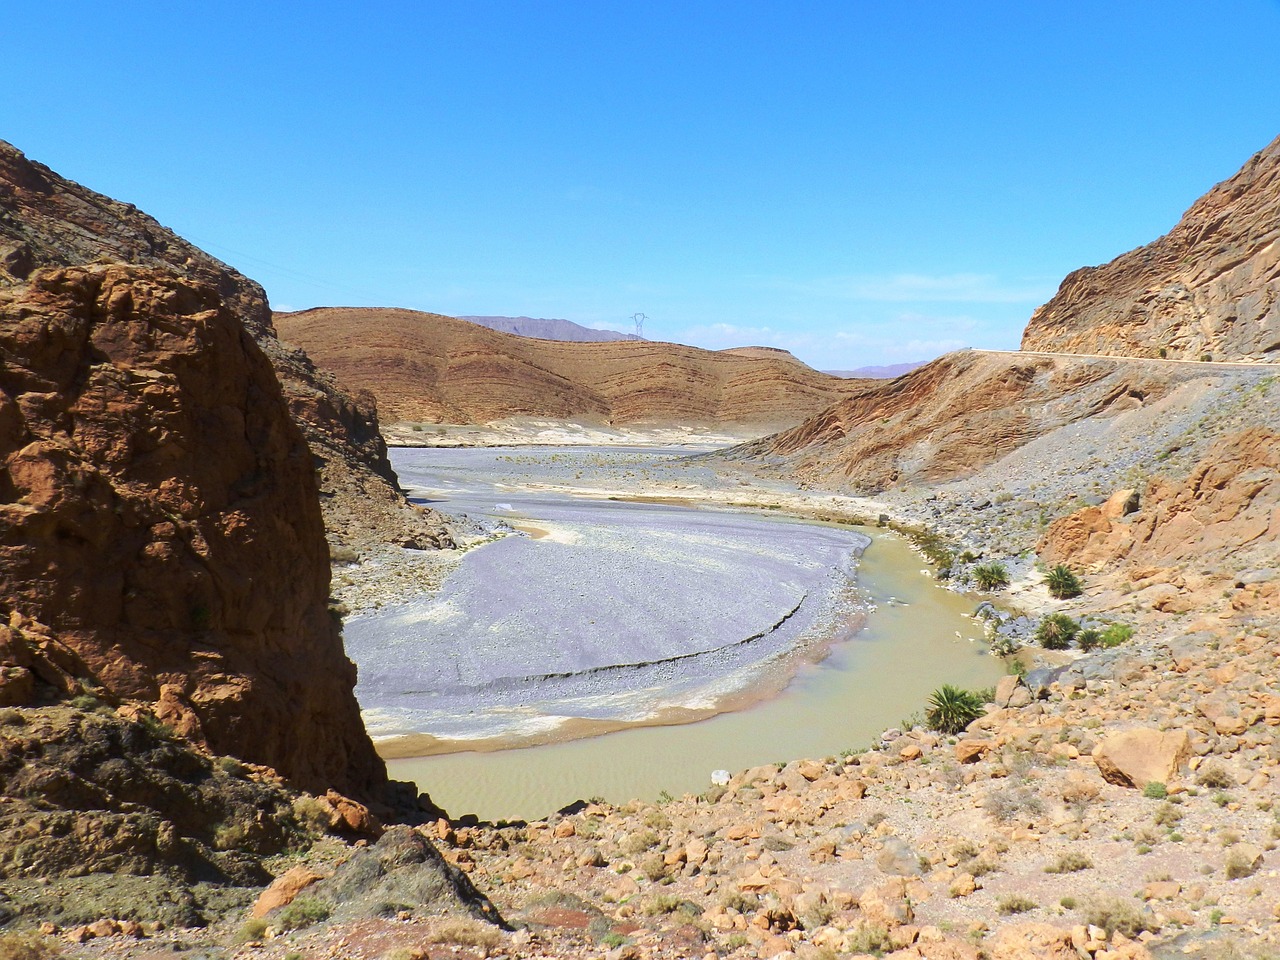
[1077,628,1102,652]
[1100,623,1134,647]
[1143,781,1168,800]
[276,898,330,931]
[1035,613,1079,650]
[1045,565,1083,599]
[972,562,1011,590]
[925,685,985,735]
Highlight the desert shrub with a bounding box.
[997,894,1037,914]
[990,634,1022,658]
[277,898,330,931]
[845,923,892,954]
[720,890,758,914]
[234,918,269,944]
[291,795,335,837]
[1077,628,1102,652]
[986,785,1045,823]
[1143,781,1169,800]
[972,562,1011,590]
[423,918,502,950]
[925,685,985,734]
[213,821,253,851]
[621,829,659,856]
[1045,851,1092,874]
[1084,897,1160,938]
[0,933,60,960]
[0,709,25,727]
[1224,849,1260,880]
[643,894,684,915]
[1154,802,1183,827]
[1197,764,1235,789]
[638,854,667,882]
[1045,565,1083,599]
[1035,613,1079,650]
[1100,623,1134,647]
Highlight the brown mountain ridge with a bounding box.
[1022,133,1280,361]
[275,306,865,430]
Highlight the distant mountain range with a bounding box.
[459,315,642,342]
[823,362,926,379]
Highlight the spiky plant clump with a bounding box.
[925,685,985,735]
[1045,565,1083,599]
[1077,628,1102,652]
[1036,613,1079,650]
[972,561,1011,591]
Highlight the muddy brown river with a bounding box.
[354,446,1002,821]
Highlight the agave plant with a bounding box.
[1045,564,1083,599]
[972,561,1011,591]
[925,684,985,735]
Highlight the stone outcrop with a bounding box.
[274,307,864,429]
[1039,427,1279,590]
[0,138,450,555]
[1091,728,1191,789]
[723,350,1209,491]
[0,263,385,799]
[1022,134,1280,361]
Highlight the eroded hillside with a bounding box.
[1022,134,1280,362]
[275,307,864,430]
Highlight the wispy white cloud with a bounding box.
[764,272,1054,304]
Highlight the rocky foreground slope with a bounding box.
[1022,134,1280,362]
[0,140,451,557]
[275,307,863,430]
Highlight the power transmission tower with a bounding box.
[630,312,648,338]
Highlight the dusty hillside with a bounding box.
[721,350,1254,492]
[0,140,451,555]
[1022,134,1280,361]
[275,307,863,429]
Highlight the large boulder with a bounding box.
[1092,728,1191,789]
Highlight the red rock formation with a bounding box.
[1039,427,1280,583]
[0,263,385,799]
[0,139,450,553]
[1022,134,1280,361]
[275,307,864,430]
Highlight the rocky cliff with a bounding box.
[1022,134,1280,361]
[275,307,864,429]
[0,263,384,799]
[0,140,451,555]
[1039,427,1279,606]
[723,350,1213,491]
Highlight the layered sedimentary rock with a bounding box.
[1022,134,1280,361]
[723,350,1202,491]
[275,307,863,429]
[0,140,450,552]
[0,263,385,798]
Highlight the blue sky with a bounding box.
[5,2,1279,368]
